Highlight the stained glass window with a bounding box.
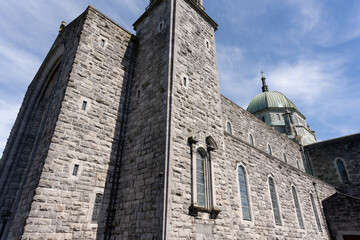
[238,166,251,220]
[336,159,349,183]
[310,193,322,232]
[292,186,304,229]
[196,151,206,207]
[269,177,281,225]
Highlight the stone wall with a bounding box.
[323,193,360,240]
[110,0,172,239]
[305,133,360,197]
[0,9,88,240]
[223,134,336,239]
[221,96,305,171]
[0,1,349,239]
[2,6,136,239]
[161,0,337,239]
[165,0,224,238]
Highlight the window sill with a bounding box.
[189,205,221,219]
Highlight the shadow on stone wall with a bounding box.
[96,37,137,240]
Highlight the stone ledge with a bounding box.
[189,205,220,219]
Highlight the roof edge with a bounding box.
[133,0,218,31]
[323,191,360,203]
[87,5,136,38]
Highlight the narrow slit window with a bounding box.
[81,101,87,111]
[262,116,265,122]
[137,89,141,98]
[91,193,103,222]
[297,161,300,169]
[238,166,251,220]
[269,177,281,225]
[283,153,287,163]
[72,164,79,176]
[267,144,272,155]
[249,134,254,146]
[292,186,304,229]
[183,77,187,86]
[101,39,105,47]
[158,22,164,32]
[226,122,232,134]
[206,41,209,49]
[310,193,322,232]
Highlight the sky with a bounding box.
[0,0,359,155]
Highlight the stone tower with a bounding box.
[107,0,223,238]
[0,0,222,239]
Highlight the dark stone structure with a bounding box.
[323,193,360,240]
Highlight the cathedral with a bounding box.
[0,0,359,239]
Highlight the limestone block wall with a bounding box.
[223,134,336,239]
[305,133,360,197]
[221,96,305,171]
[3,6,136,240]
[0,10,88,240]
[110,0,172,239]
[163,0,228,238]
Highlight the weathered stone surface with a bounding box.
[0,1,355,240]
[323,193,360,240]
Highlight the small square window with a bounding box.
[81,101,87,111]
[72,164,79,176]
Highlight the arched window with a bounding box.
[249,134,254,146]
[91,193,103,222]
[283,153,287,163]
[267,144,272,155]
[238,166,251,220]
[292,186,304,229]
[268,177,281,225]
[336,159,349,183]
[196,149,212,208]
[226,122,232,134]
[310,193,322,232]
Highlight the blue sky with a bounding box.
[0,0,359,155]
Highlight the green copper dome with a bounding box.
[247,91,298,114]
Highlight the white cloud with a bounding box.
[0,39,41,85]
[288,0,321,33]
[269,57,344,105]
